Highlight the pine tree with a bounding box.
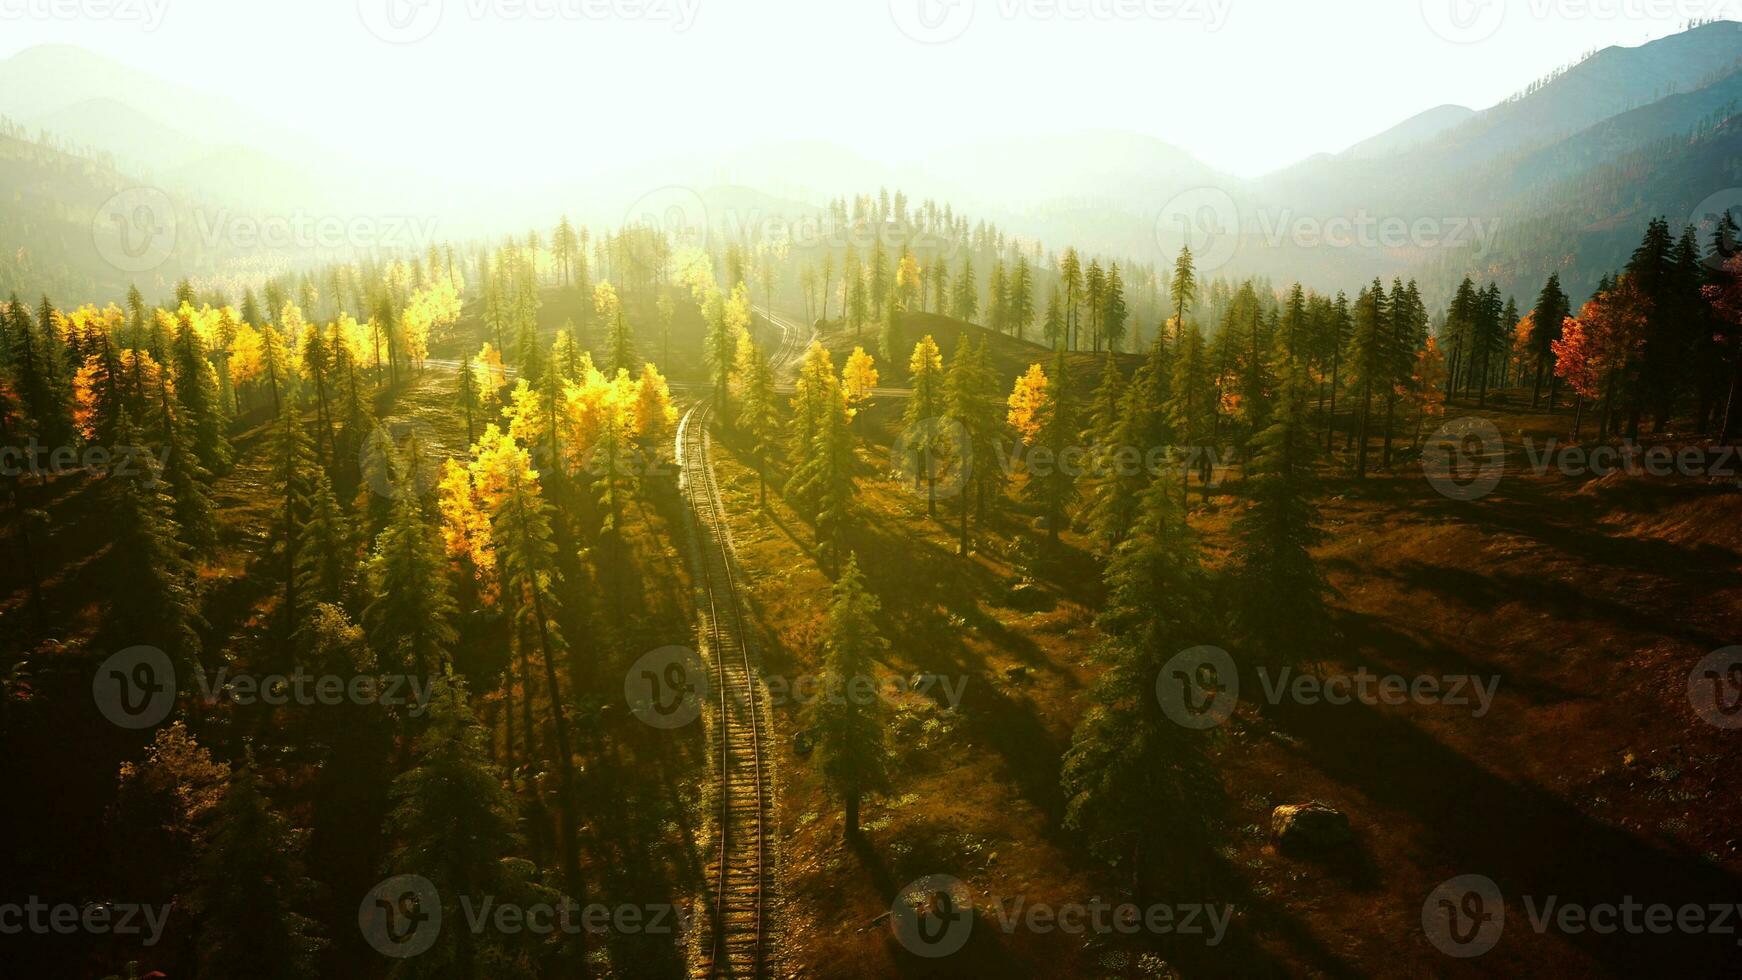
[1170,246,1198,336]
[172,306,231,473]
[952,256,978,322]
[1345,281,1389,478]
[456,351,481,444]
[592,281,632,376]
[1529,274,1570,410]
[3,293,73,451]
[702,289,737,412]
[848,263,870,336]
[870,243,889,320]
[383,678,551,978]
[1382,280,1427,467]
[1060,249,1083,350]
[740,339,780,508]
[516,301,543,381]
[901,335,946,516]
[364,441,458,677]
[471,427,581,897]
[929,255,949,315]
[1168,322,1216,499]
[1042,285,1065,350]
[269,402,317,637]
[1441,277,1477,398]
[785,342,835,505]
[791,377,856,572]
[301,320,339,466]
[1103,262,1129,352]
[192,759,325,979]
[1322,292,1352,450]
[1232,361,1328,670]
[987,261,1009,335]
[808,555,890,838]
[295,466,357,617]
[1025,350,1078,543]
[1060,476,1216,893]
[943,335,999,555]
[156,377,218,552]
[1083,353,1138,553]
[879,289,902,368]
[259,322,290,417]
[108,411,202,669]
[1007,256,1035,341]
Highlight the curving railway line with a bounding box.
[679,308,808,978]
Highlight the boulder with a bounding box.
[1270,802,1351,853]
[1004,580,1046,609]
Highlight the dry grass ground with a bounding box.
[701,325,1742,978]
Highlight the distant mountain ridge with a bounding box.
[6,23,1742,312]
[1340,105,1476,160]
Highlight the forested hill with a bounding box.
[0,124,171,302]
[10,23,1742,314]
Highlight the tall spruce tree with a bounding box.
[192,759,326,979]
[809,555,891,837]
[1232,361,1329,671]
[1060,476,1216,893]
[364,439,458,677]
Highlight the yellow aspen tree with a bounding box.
[841,346,879,409]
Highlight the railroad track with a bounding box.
[679,308,805,978]
[755,306,809,379]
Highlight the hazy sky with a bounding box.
[0,0,1726,178]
